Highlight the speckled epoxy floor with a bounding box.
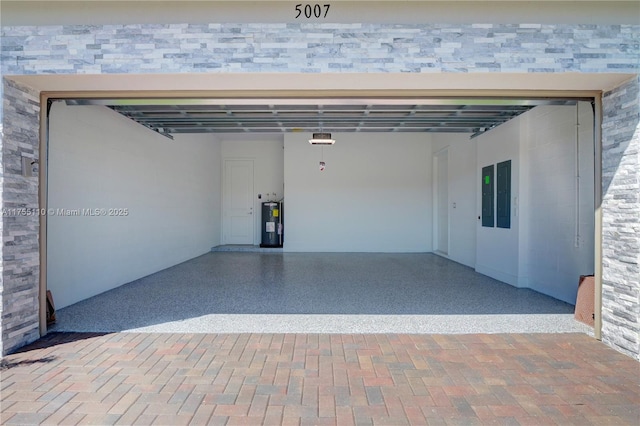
[49,252,591,334]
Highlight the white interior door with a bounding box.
[224,160,254,244]
[434,149,449,255]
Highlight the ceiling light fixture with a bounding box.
[309,132,335,145]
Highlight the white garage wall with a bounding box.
[475,118,521,286]
[48,103,221,309]
[431,134,477,268]
[519,103,595,303]
[472,103,595,303]
[220,135,285,245]
[283,133,432,252]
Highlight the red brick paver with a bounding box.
[0,333,638,425]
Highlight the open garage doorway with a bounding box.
[44,93,597,335]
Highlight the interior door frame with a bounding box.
[432,147,450,257]
[222,158,255,245]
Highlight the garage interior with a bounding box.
[45,95,596,334]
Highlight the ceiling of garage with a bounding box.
[66,98,578,139]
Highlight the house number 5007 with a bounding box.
[295,4,330,19]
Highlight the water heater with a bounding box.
[260,201,283,248]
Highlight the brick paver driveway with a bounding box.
[1,332,638,425]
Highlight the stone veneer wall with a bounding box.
[1,80,41,355]
[1,24,638,75]
[0,22,638,356]
[601,76,640,360]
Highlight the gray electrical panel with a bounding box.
[497,160,511,229]
[482,165,494,228]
